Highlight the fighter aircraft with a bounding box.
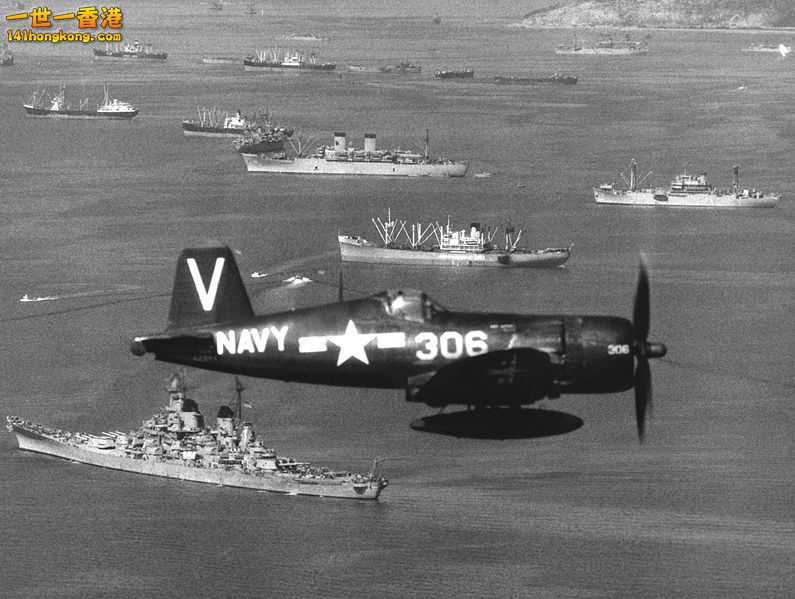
[131,244,667,440]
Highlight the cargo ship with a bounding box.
[93,39,167,60]
[7,374,387,500]
[339,210,571,267]
[494,72,577,85]
[233,123,294,153]
[594,161,780,208]
[556,35,647,56]
[182,107,251,137]
[243,49,335,71]
[241,131,468,177]
[434,68,474,79]
[23,86,138,118]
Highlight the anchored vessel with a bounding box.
[7,374,387,500]
[1,42,13,66]
[434,68,475,79]
[556,36,648,55]
[243,49,335,71]
[241,131,468,177]
[742,43,784,53]
[380,61,421,74]
[339,210,571,267]
[594,161,780,208]
[93,39,167,60]
[494,73,577,85]
[23,86,138,118]
[200,56,240,65]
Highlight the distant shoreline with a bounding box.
[507,24,795,34]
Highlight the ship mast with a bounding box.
[424,128,429,159]
[232,377,245,424]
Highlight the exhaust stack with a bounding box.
[364,133,376,153]
[334,132,346,153]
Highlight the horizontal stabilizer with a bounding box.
[406,348,553,408]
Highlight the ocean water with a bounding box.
[0,2,793,597]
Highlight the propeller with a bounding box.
[632,258,667,442]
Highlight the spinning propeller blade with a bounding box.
[632,258,666,442]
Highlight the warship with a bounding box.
[7,374,387,500]
[494,73,577,85]
[556,35,647,56]
[93,39,167,60]
[243,49,335,71]
[339,210,571,267]
[23,86,138,118]
[241,131,468,177]
[234,124,294,153]
[594,161,780,208]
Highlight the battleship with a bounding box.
[434,68,475,79]
[594,161,780,208]
[93,39,167,60]
[6,374,388,500]
[243,49,335,71]
[494,73,577,85]
[241,131,468,177]
[339,210,571,267]
[23,86,138,119]
[556,35,648,56]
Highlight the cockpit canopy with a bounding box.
[373,289,448,323]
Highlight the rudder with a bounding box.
[167,245,254,330]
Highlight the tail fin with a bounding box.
[166,244,254,330]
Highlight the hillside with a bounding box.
[516,0,795,29]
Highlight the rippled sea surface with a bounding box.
[0,2,792,597]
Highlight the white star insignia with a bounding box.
[327,319,376,366]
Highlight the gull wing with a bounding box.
[406,348,554,407]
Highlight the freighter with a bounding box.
[93,39,167,60]
[7,374,387,500]
[233,124,294,153]
[433,68,474,79]
[494,72,577,85]
[241,131,468,177]
[339,210,571,267]
[556,35,648,56]
[242,49,335,71]
[23,86,138,118]
[594,161,780,208]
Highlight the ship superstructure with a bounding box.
[7,374,387,500]
[241,131,468,177]
[339,209,571,267]
[594,161,780,207]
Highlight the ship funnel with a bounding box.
[364,133,376,153]
[239,422,255,450]
[334,132,346,153]
[216,405,235,435]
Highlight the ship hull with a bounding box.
[242,60,336,72]
[593,188,779,208]
[23,104,138,118]
[242,154,468,177]
[8,423,384,500]
[555,48,647,56]
[339,237,570,267]
[182,121,246,137]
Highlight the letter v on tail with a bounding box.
[166,244,254,330]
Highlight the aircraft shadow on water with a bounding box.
[130,243,667,441]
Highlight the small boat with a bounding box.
[380,61,422,74]
[1,42,13,66]
[200,56,239,65]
